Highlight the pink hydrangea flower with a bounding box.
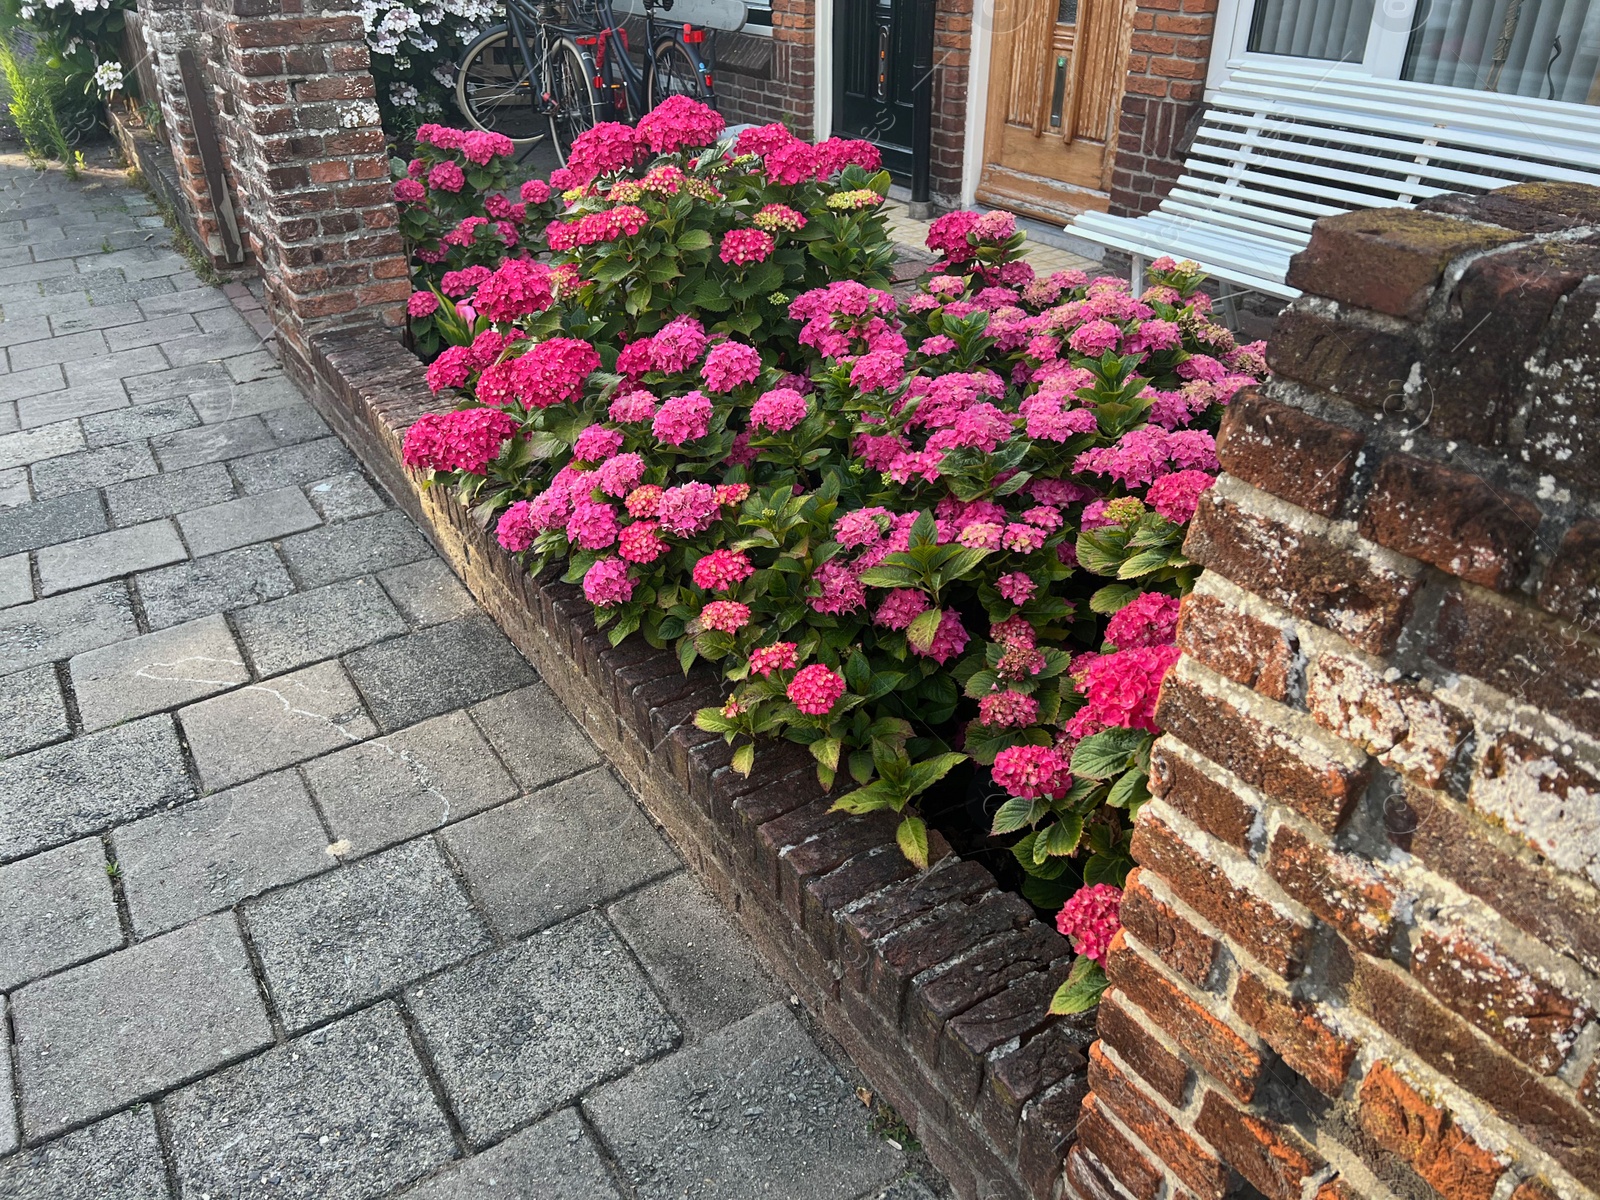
[656,482,719,536]
[1104,591,1182,650]
[496,500,536,552]
[720,228,776,266]
[393,178,425,203]
[701,342,762,392]
[1056,883,1123,967]
[573,425,624,462]
[753,203,806,233]
[925,210,979,264]
[957,521,1002,550]
[992,744,1072,800]
[625,484,663,518]
[749,642,799,676]
[583,557,635,606]
[913,609,969,665]
[788,664,846,715]
[610,388,659,423]
[593,452,645,498]
[734,122,796,157]
[652,390,713,445]
[809,561,866,615]
[1064,644,1182,738]
[425,346,472,393]
[750,387,808,433]
[473,259,554,323]
[566,500,618,550]
[508,337,600,409]
[1002,523,1046,553]
[564,121,644,184]
[920,335,956,356]
[1068,319,1120,356]
[618,520,668,563]
[874,588,928,631]
[833,507,888,549]
[401,408,517,475]
[1146,469,1216,525]
[407,291,439,318]
[649,316,708,374]
[765,137,818,185]
[521,178,551,204]
[997,573,1036,604]
[977,689,1038,728]
[427,160,464,193]
[700,600,751,633]
[693,549,754,592]
[850,350,907,394]
[634,95,725,153]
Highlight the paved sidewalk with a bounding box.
[0,149,936,1200]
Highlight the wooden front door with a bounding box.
[977,0,1137,221]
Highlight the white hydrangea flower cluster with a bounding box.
[92,58,122,94]
[357,0,494,57]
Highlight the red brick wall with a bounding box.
[1064,184,1600,1200]
[1109,0,1215,216]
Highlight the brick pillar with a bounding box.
[771,0,817,139]
[1108,0,1214,216]
[189,0,409,376]
[930,0,972,203]
[1065,183,1600,1200]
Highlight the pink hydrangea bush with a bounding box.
[396,100,1266,905]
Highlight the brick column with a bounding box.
[188,0,409,375]
[771,0,817,139]
[1108,0,1214,216]
[1065,183,1600,1200]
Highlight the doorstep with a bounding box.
[295,329,1096,1200]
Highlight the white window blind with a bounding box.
[1403,0,1600,104]
[1247,0,1376,60]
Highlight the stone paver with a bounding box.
[399,1107,623,1199]
[114,769,333,935]
[164,1003,457,1200]
[0,661,70,754]
[245,836,490,1030]
[0,150,940,1200]
[442,766,677,937]
[586,1003,904,1200]
[68,613,248,729]
[302,710,518,855]
[407,911,680,1145]
[0,1108,169,1199]
[12,912,273,1136]
[0,837,121,989]
[180,659,378,790]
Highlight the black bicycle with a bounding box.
[455,0,715,163]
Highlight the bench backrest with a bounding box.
[1162,60,1600,248]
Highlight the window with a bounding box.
[1212,0,1600,104]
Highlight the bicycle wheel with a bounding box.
[646,36,713,107]
[545,37,602,165]
[456,26,549,146]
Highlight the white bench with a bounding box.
[1067,60,1600,302]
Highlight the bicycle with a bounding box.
[455,0,715,164]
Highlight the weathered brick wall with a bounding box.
[1065,183,1600,1200]
[1108,0,1213,216]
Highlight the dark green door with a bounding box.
[832,0,915,176]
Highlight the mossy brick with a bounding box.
[1523,276,1600,490]
[865,891,1033,1019]
[1088,1043,1231,1200]
[1119,868,1220,987]
[802,844,923,958]
[1216,389,1365,517]
[1265,309,1422,415]
[1194,1091,1323,1200]
[978,1019,1092,1149]
[1419,181,1600,232]
[778,810,900,925]
[1305,650,1472,791]
[838,858,993,982]
[1286,208,1520,319]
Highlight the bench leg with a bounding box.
[1130,254,1146,292]
[1220,289,1242,329]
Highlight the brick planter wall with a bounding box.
[1065,184,1600,1200]
[299,331,1097,1200]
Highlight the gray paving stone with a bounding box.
[105,461,235,525]
[398,1107,624,1200]
[8,328,108,371]
[263,404,331,444]
[47,301,145,333]
[30,440,157,499]
[137,286,231,318]
[164,1003,457,1200]
[0,1107,170,1200]
[379,558,478,627]
[136,542,294,629]
[159,327,267,372]
[278,509,433,591]
[0,490,105,557]
[0,364,67,407]
[305,471,385,522]
[180,660,378,791]
[0,662,69,755]
[37,519,186,595]
[16,382,128,429]
[608,871,778,1036]
[102,313,200,352]
[0,315,55,347]
[123,363,231,408]
[69,614,248,730]
[0,715,194,863]
[234,576,404,677]
[151,414,275,470]
[188,377,300,428]
[11,912,273,1136]
[408,911,679,1145]
[468,682,603,792]
[62,345,168,388]
[245,836,490,1030]
[176,485,320,558]
[0,399,16,435]
[0,582,138,675]
[0,837,120,990]
[303,711,518,856]
[82,395,197,448]
[230,436,358,494]
[223,348,278,383]
[0,464,29,507]
[585,1003,903,1200]
[0,1039,12,1158]
[441,768,676,937]
[344,614,536,732]
[0,550,30,607]
[114,770,333,936]
[0,419,83,470]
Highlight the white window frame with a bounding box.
[1206,0,1434,95]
